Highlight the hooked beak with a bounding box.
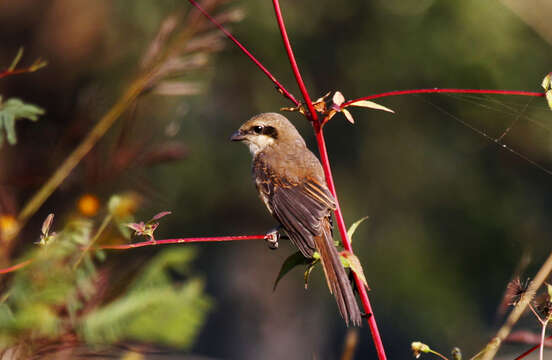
[230,130,245,141]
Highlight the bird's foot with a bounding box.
[264,227,280,250]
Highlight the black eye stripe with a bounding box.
[249,125,278,139]
[261,126,278,139]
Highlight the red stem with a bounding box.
[99,234,267,250]
[272,1,387,359]
[343,88,545,107]
[515,334,552,360]
[0,259,32,275]
[271,0,317,123]
[187,0,299,106]
[0,234,269,273]
[0,68,36,79]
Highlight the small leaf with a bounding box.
[546,91,552,111]
[347,216,369,244]
[304,259,319,289]
[41,213,55,236]
[126,222,145,233]
[4,113,16,144]
[8,48,24,71]
[347,100,395,113]
[332,91,346,106]
[150,211,172,222]
[340,251,369,289]
[342,108,355,124]
[0,98,45,147]
[542,72,552,91]
[546,282,552,299]
[273,251,310,291]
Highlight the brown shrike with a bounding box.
[231,112,361,326]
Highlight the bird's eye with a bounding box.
[252,125,263,134]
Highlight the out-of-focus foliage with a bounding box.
[0,216,210,353]
[81,248,211,348]
[0,97,44,147]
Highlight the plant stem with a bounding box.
[540,319,549,360]
[515,334,552,360]
[99,234,267,250]
[187,0,299,106]
[73,214,113,269]
[0,259,32,275]
[343,88,544,107]
[271,1,386,358]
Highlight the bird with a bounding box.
[230,112,362,326]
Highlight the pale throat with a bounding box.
[246,135,275,156]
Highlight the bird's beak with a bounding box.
[230,130,245,141]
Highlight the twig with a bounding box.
[0,259,32,275]
[187,0,299,106]
[0,234,269,273]
[343,88,545,107]
[99,234,267,250]
[73,214,113,269]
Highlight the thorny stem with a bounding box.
[343,88,545,107]
[187,0,299,106]
[271,1,386,359]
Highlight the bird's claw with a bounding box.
[265,229,280,250]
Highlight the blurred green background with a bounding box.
[0,0,551,358]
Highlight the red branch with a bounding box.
[271,1,387,359]
[343,88,545,107]
[0,259,32,275]
[0,68,36,80]
[271,0,317,124]
[99,234,267,250]
[0,235,268,273]
[515,334,552,360]
[187,0,299,106]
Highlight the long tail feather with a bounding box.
[314,219,362,326]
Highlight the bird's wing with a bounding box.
[255,160,336,257]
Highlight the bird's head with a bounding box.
[230,113,305,156]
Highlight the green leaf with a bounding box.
[273,251,310,291]
[0,97,45,146]
[546,91,552,111]
[347,216,369,244]
[340,251,369,289]
[81,248,211,349]
[8,48,24,72]
[542,72,551,91]
[304,259,319,289]
[546,282,552,299]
